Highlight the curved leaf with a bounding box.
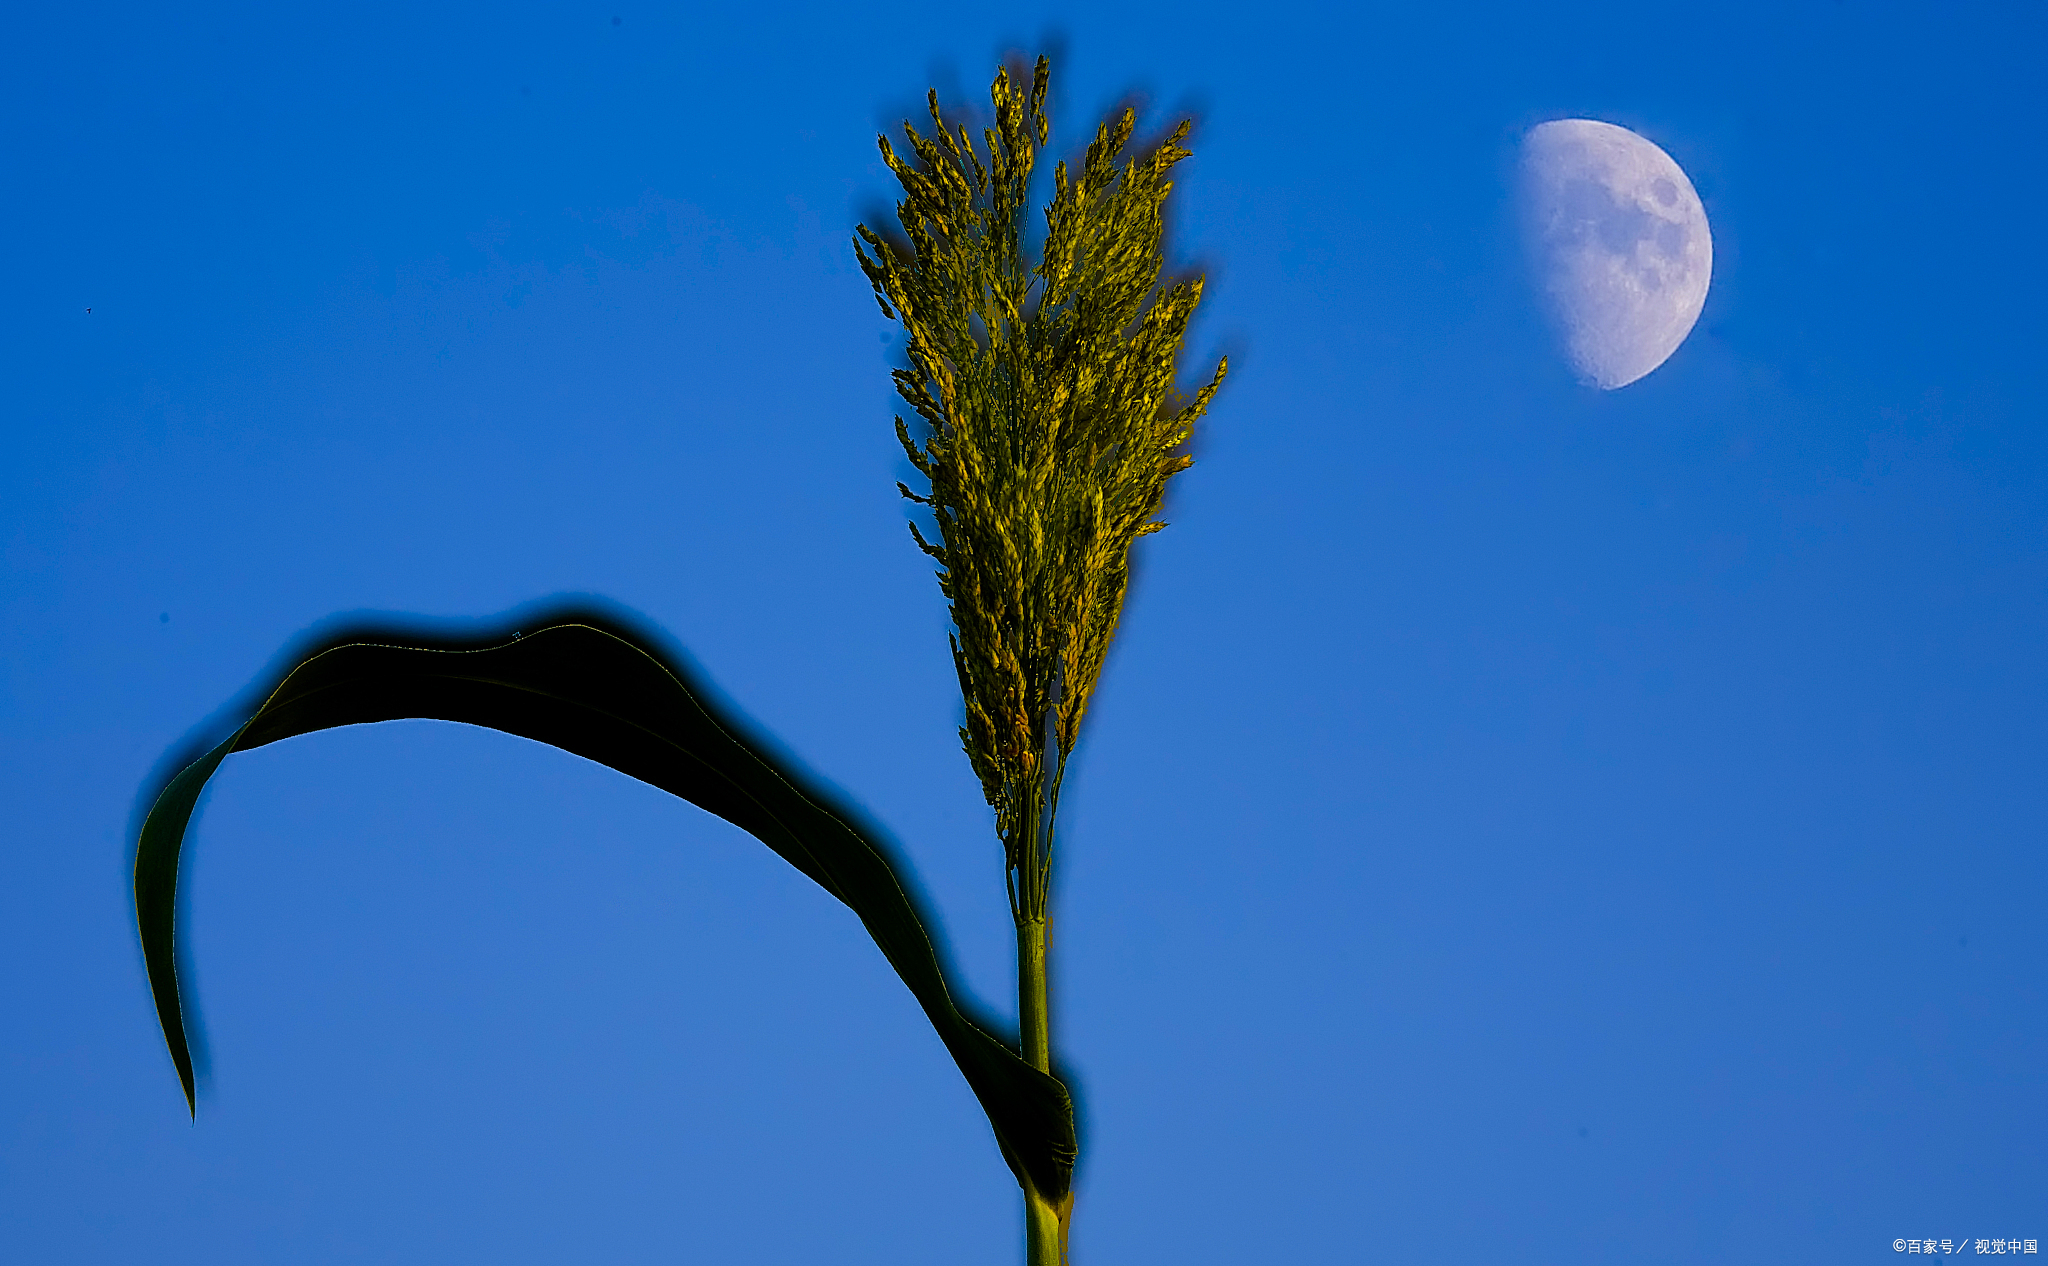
[134,623,1075,1201]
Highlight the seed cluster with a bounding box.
[856,58,1225,922]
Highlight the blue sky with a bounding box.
[4,2,2043,1262]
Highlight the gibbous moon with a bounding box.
[1519,119,1712,390]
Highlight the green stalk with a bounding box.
[1017,916,1050,1072]
[1023,1178,1063,1265]
[1017,915,1062,1265]
[1016,677,1066,1264]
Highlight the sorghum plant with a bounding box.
[132,53,1220,1266]
[858,55,1225,1262]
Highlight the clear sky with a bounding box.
[4,2,2042,1262]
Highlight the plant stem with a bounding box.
[1017,915,1061,1265]
[1017,917,1050,1072]
[1023,1183,1063,1266]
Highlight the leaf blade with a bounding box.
[133,622,1075,1199]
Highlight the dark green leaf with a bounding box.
[134,623,1075,1200]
